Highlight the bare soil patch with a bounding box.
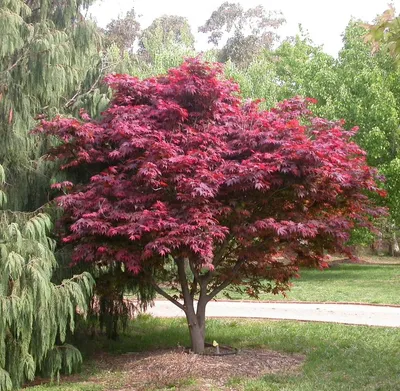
[77,348,304,390]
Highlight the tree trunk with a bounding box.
[176,257,209,354]
[187,313,206,354]
[171,255,242,354]
[391,231,400,257]
[182,290,207,354]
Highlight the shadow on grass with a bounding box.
[74,315,190,357]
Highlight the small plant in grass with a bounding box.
[35,58,385,354]
[213,340,220,355]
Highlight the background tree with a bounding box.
[137,15,196,72]
[36,59,384,354]
[140,15,195,51]
[364,5,400,65]
[272,33,338,116]
[319,22,400,252]
[103,7,141,53]
[224,30,337,111]
[199,2,285,66]
[224,57,280,109]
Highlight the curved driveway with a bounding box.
[146,300,400,327]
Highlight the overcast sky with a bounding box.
[89,0,400,56]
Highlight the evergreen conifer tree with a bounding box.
[0,0,106,211]
[0,165,95,390]
[1,2,102,388]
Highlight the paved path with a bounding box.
[146,300,400,327]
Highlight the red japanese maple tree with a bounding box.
[36,58,385,353]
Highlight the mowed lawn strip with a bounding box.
[215,264,400,305]
[27,316,400,391]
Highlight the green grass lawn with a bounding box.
[26,316,400,391]
[26,261,400,390]
[217,264,400,305]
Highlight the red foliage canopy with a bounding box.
[36,58,385,296]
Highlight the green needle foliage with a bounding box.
[0,0,104,211]
[0,166,95,391]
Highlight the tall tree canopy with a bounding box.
[36,59,384,354]
[199,2,285,66]
[140,15,195,51]
[137,15,196,71]
[103,7,141,53]
[364,5,400,65]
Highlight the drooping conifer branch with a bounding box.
[0,165,95,390]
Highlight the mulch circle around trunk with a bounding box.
[27,347,305,390]
[90,347,305,390]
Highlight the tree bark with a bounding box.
[186,307,206,354]
[175,256,244,354]
[391,231,400,257]
[176,258,208,354]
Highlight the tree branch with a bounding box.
[64,56,118,109]
[188,258,200,298]
[200,237,235,285]
[5,55,25,73]
[207,257,245,300]
[176,258,193,306]
[64,83,82,109]
[150,280,185,311]
[213,237,233,267]
[188,258,200,280]
[1,200,55,217]
[1,47,30,76]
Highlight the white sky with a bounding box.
[89,0,400,56]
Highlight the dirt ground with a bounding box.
[64,348,305,391]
